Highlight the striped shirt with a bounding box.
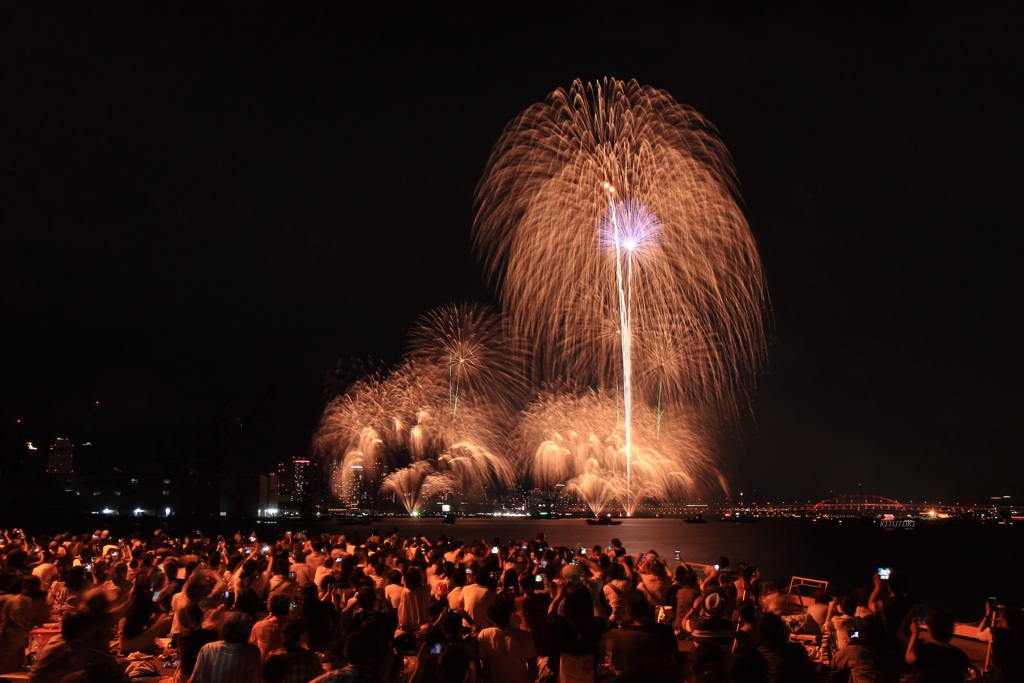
[187,640,263,683]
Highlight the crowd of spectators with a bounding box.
[0,525,1020,683]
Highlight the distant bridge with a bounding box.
[812,493,905,512]
[724,493,974,517]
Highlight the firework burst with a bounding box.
[473,77,767,417]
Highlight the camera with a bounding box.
[580,547,586,555]
[535,574,543,583]
[288,572,295,579]
[849,630,860,641]
[877,567,891,580]
[430,642,443,655]
[674,550,680,561]
[491,546,498,554]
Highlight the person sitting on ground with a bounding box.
[265,619,323,683]
[905,608,974,682]
[251,593,293,661]
[310,628,378,683]
[462,566,497,633]
[545,582,607,683]
[687,591,736,651]
[602,562,632,627]
[755,612,816,683]
[398,567,433,635]
[514,573,550,657]
[476,600,537,683]
[807,588,831,631]
[601,588,681,682]
[120,579,171,654]
[29,598,122,683]
[0,575,50,673]
[635,551,672,608]
[979,599,1024,683]
[673,568,702,636]
[685,642,729,683]
[869,569,916,650]
[187,611,262,683]
[827,595,862,651]
[831,613,900,683]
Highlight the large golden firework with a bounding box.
[473,78,767,420]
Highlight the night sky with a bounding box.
[3,3,1021,503]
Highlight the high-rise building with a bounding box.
[291,459,311,502]
[47,437,74,474]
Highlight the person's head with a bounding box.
[925,608,955,643]
[886,570,906,595]
[263,652,290,683]
[404,567,423,590]
[736,601,756,627]
[356,585,377,611]
[222,611,255,644]
[757,613,790,650]
[343,629,375,666]
[626,589,654,624]
[702,591,726,617]
[282,620,305,650]
[487,599,514,628]
[469,564,490,586]
[60,609,96,642]
[19,574,45,598]
[686,642,728,683]
[267,593,292,619]
[500,568,518,591]
[388,568,403,585]
[857,614,887,649]
[839,595,857,616]
[563,584,593,624]
[607,561,626,581]
[442,611,463,638]
[437,644,471,683]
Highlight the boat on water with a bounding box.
[717,512,757,523]
[685,514,708,523]
[442,512,457,525]
[585,516,622,526]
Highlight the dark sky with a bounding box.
[3,3,1021,503]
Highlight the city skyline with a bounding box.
[2,4,1021,504]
